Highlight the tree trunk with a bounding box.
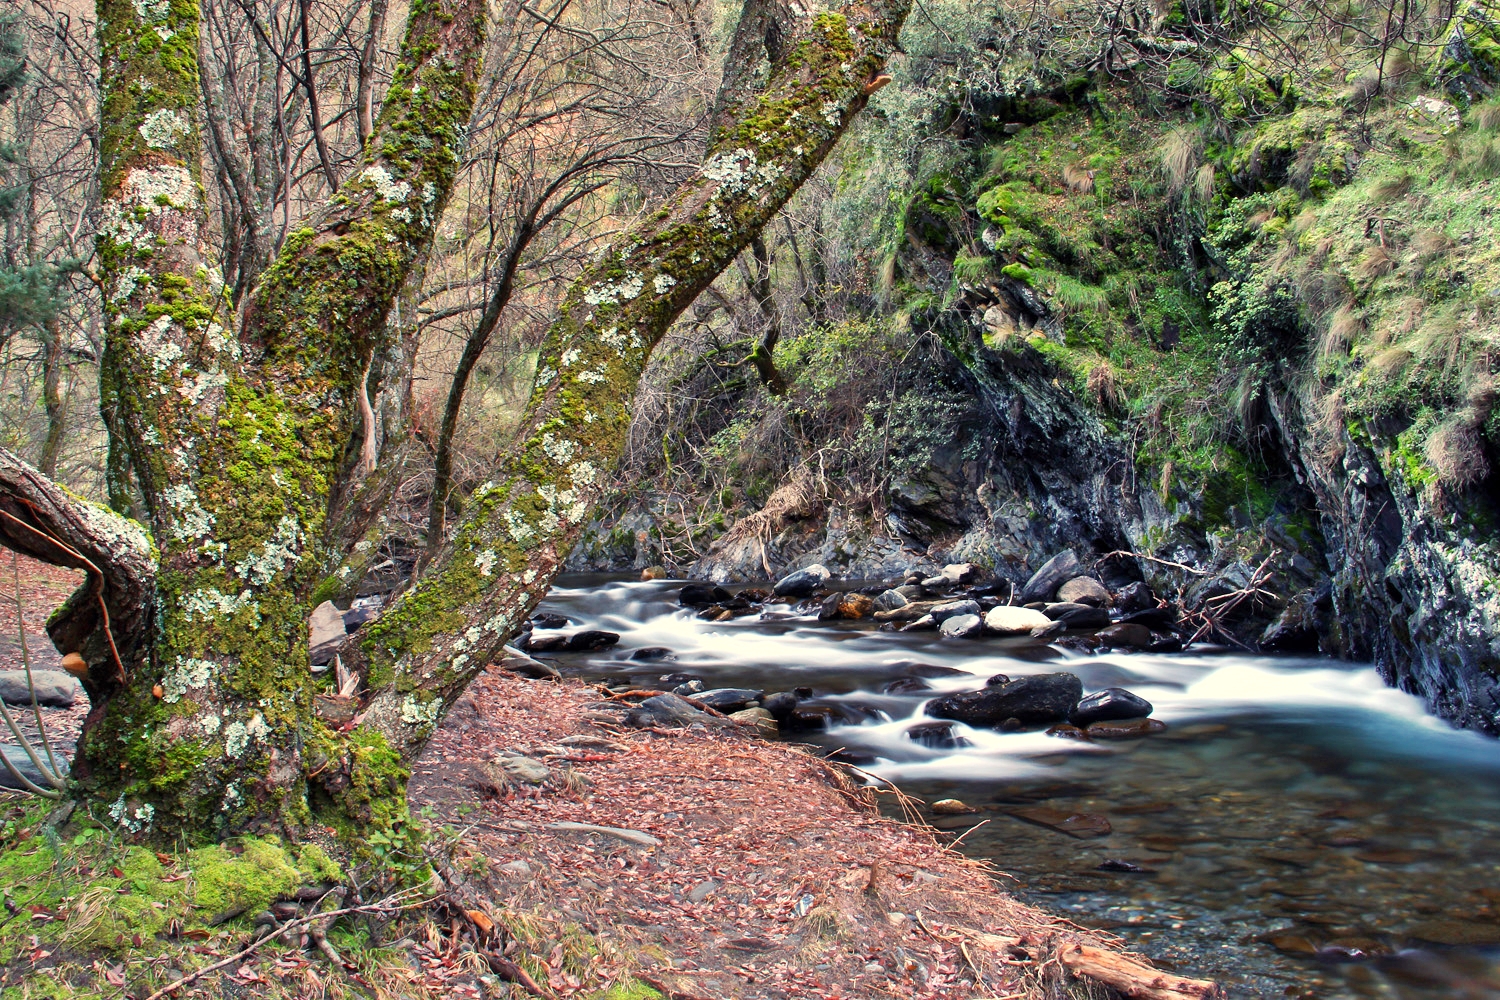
[37,315,67,477]
[4,0,909,855]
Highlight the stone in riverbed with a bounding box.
[983,606,1052,636]
[1146,636,1184,653]
[693,688,763,713]
[939,614,985,638]
[640,566,668,580]
[1071,688,1154,725]
[628,646,676,661]
[900,614,937,632]
[679,583,732,607]
[671,680,704,695]
[772,564,830,598]
[882,676,931,694]
[761,691,799,722]
[0,670,78,708]
[1114,581,1155,613]
[930,599,981,623]
[1007,805,1112,838]
[784,706,836,731]
[1085,717,1166,738]
[1020,551,1082,603]
[872,589,908,613]
[819,592,874,620]
[1096,623,1153,649]
[1056,576,1112,607]
[531,612,570,629]
[926,672,1083,729]
[625,693,718,728]
[905,721,970,749]
[931,798,976,815]
[1042,603,1111,629]
[519,631,569,653]
[729,707,777,734]
[565,630,620,652]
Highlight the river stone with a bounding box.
[1071,688,1154,725]
[1114,581,1155,613]
[931,798,976,815]
[900,614,937,632]
[882,676,931,694]
[1146,636,1184,653]
[1020,551,1082,603]
[565,630,620,652]
[694,688,763,713]
[1057,576,1112,607]
[0,670,78,708]
[671,680,704,695]
[679,583,732,607]
[772,564,830,598]
[905,721,969,749]
[761,691,799,722]
[519,632,568,653]
[729,707,777,734]
[939,614,985,639]
[1042,603,1111,629]
[931,600,981,623]
[531,612,570,629]
[784,705,835,731]
[838,593,874,619]
[640,566,667,580]
[625,693,714,728]
[628,646,675,662]
[1007,805,1111,838]
[872,589,908,613]
[1096,623,1153,649]
[498,653,562,680]
[983,606,1052,636]
[925,672,1083,729]
[1085,717,1167,738]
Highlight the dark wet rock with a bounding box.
[930,599,981,623]
[531,613,570,629]
[1057,576,1111,607]
[761,691,799,722]
[628,646,676,662]
[897,662,967,678]
[982,673,1012,687]
[1071,688,1154,725]
[1020,551,1082,603]
[819,592,874,620]
[1114,582,1155,613]
[1096,859,1144,872]
[906,721,970,749]
[1260,584,1330,652]
[738,587,771,603]
[784,705,836,731]
[671,679,705,695]
[1354,847,1423,864]
[1007,805,1111,838]
[1042,603,1111,629]
[1406,920,1500,946]
[679,584,732,607]
[1045,723,1088,740]
[624,693,720,728]
[0,670,78,708]
[982,605,1052,635]
[1145,636,1184,653]
[826,748,878,766]
[1120,607,1180,630]
[566,630,620,652]
[939,613,985,638]
[926,672,1082,728]
[872,589,909,613]
[1029,620,1066,639]
[882,676,931,694]
[900,614,937,632]
[518,632,569,653]
[1096,623,1153,649]
[693,688,763,713]
[772,564,830,598]
[896,584,926,601]
[1085,717,1167,738]
[658,672,701,687]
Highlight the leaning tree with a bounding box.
[0,0,909,849]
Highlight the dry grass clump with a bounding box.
[1063,162,1096,194]
[1086,360,1124,414]
[1475,101,1500,132]
[1370,172,1414,201]
[1319,302,1363,359]
[1354,244,1395,281]
[1425,416,1490,491]
[1159,127,1201,197]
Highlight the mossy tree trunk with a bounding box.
[0,0,909,852]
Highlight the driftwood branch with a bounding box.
[957,926,1224,1000]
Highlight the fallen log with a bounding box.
[959,927,1224,1000]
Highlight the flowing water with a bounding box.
[535,575,1500,999]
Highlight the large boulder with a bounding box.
[1020,551,1082,603]
[983,605,1052,636]
[625,693,718,728]
[872,589,909,613]
[773,564,831,598]
[1057,576,1112,607]
[0,670,78,708]
[1070,687,1154,726]
[926,672,1083,729]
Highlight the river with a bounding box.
[534,574,1500,999]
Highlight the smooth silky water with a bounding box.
[536,575,1500,999]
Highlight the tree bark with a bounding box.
[37,315,67,477]
[350,0,911,760]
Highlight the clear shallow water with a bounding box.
[537,575,1500,999]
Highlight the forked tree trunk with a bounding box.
[4,0,909,852]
